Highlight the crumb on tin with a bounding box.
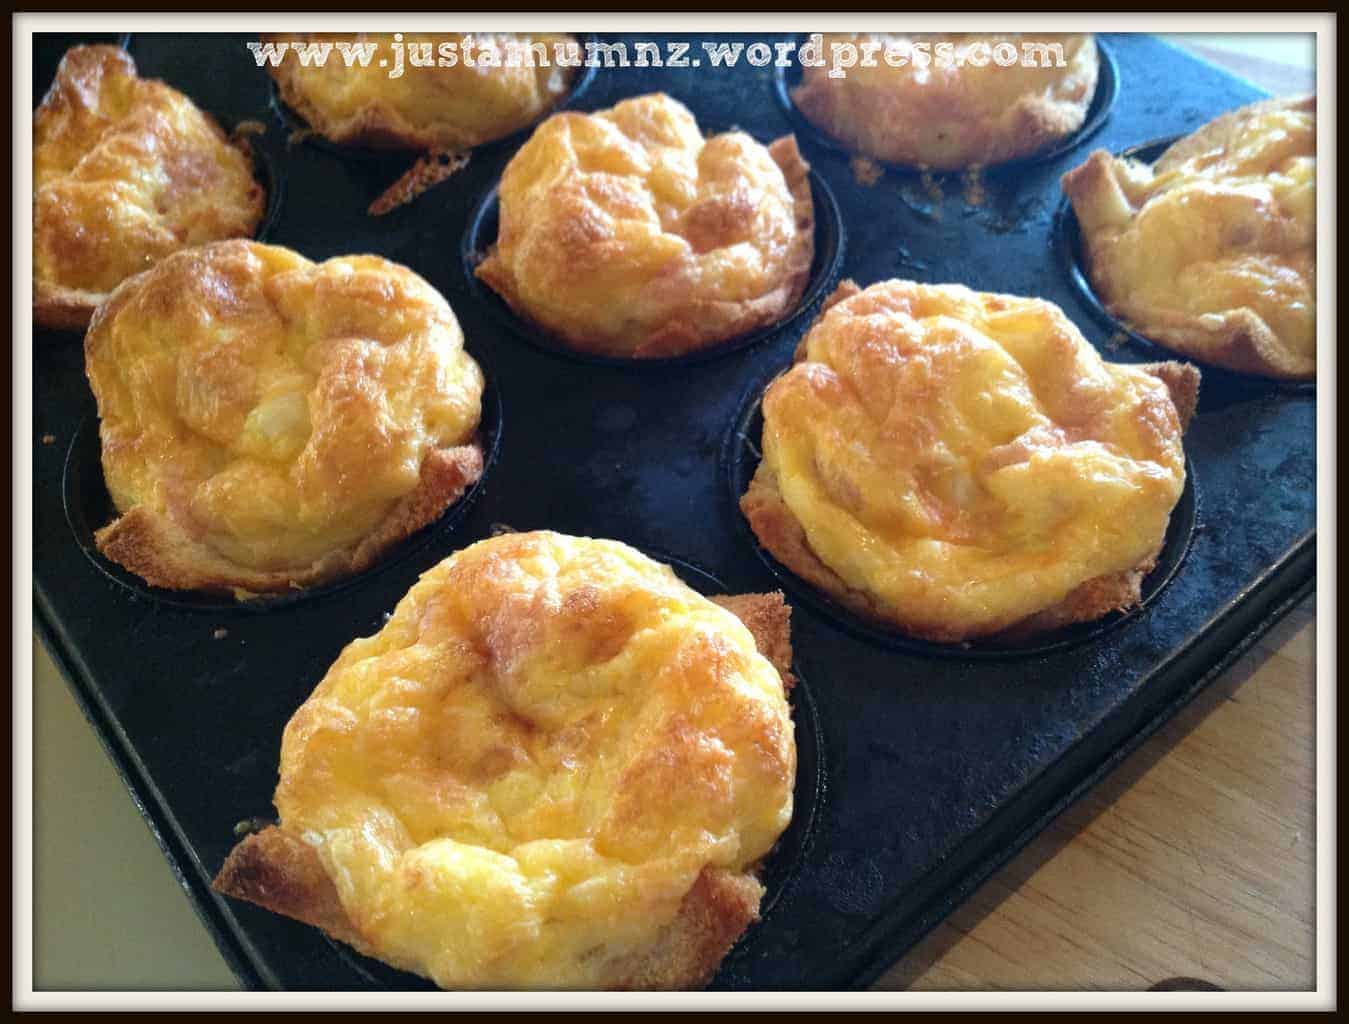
[962,165,986,207]
[368,149,471,217]
[850,155,883,187]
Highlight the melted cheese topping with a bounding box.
[792,34,1098,169]
[475,92,813,358]
[760,280,1188,638]
[274,531,795,989]
[1070,98,1315,365]
[268,33,579,151]
[34,45,263,312]
[85,240,483,574]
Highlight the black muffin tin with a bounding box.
[32,33,1315,991]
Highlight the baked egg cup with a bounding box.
[265,32,582,153]
[214,531,797,990]
[475,93,815,359]
[741,278,1200,645]
[84,240,486,597]
[34,45,266,330]
[1062,95,1316,380]
[790,33,1099,170]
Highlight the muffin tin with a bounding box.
[32,32,1316,990]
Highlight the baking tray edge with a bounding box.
[840,533,1316,990]
[32,585,267,992]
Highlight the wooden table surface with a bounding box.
[877,597,1317,991]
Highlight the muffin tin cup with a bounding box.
[460,165,847,368]
[722,365,1199,660]
[62,372,504,614]
[287,548,826,991]
[772,34,1119,176]
[265,33,601,163]
[1054,136,1316,396]
[246,133,286,245]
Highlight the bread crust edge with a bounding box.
[94,442,485,598]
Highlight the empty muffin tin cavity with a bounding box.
[461,163,846,367]
[302,550,826,991]
[1054,136,1315,395]
[722,368,1198,660]
[62,375,503,613]
[772,34,1119,175]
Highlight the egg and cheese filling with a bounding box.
[1073,100,1315,362]
[273,532,795,988]
[476,93,812,357]
[85,241,483,573]
[760,280,1188,637]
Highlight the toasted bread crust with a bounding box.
[213,826,369,953]
[612,867,765,990]
[366,150,471,216]
[711,591,795,692]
